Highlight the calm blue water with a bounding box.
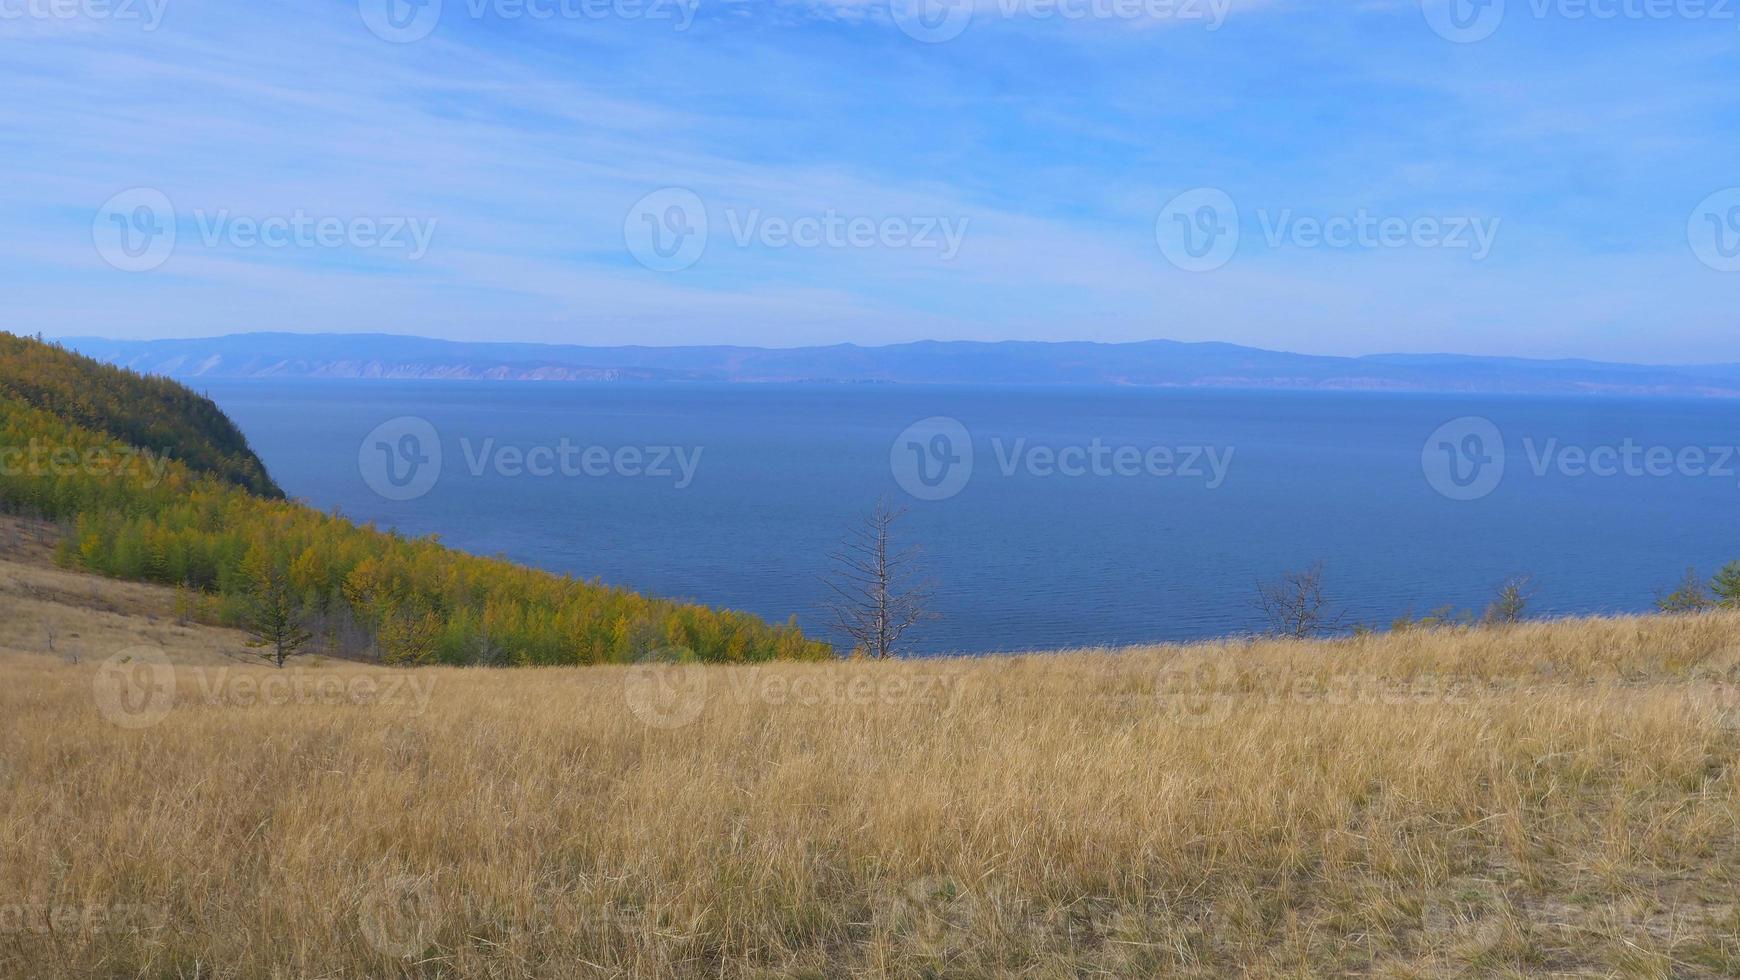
[198,382,1739,655]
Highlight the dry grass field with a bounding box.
[3,518,1739,977]
[0,531,257,669]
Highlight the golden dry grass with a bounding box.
[0,516,258,668]
[2,526,1738,977]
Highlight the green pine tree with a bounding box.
[1711,562,1740,609]
[242,545,311,668]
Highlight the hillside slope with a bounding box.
[0,335,830,665]
[0,515,261,666]
[0,332,281,497]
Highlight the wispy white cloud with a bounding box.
[2,0,1737,359]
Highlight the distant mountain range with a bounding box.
[53,332,1740,397]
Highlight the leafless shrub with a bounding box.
[823,498,934,659]
[1256,562,1344,639]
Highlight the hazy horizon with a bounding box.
[38,328,1740,370]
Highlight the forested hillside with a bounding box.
[0,332,281,497]
[0,334,831,664]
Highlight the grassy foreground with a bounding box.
[2,550,1739,977]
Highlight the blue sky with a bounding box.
[4,0,1739,360]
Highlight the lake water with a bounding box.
[200,382,1739,655]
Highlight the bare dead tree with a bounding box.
[1256,562,1344,639]
[824,498,933,659]
[475,619,513,667]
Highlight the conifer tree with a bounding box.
[242,544,312,668]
